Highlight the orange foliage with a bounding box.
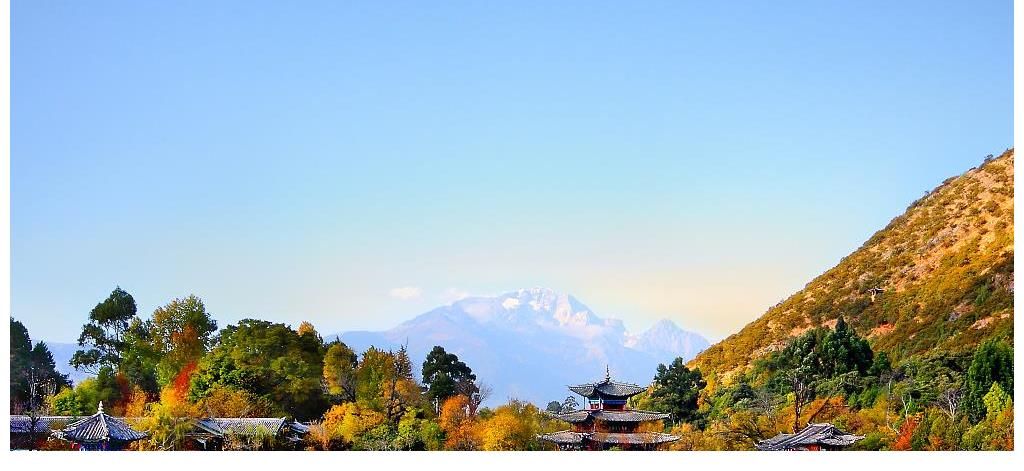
[439,395,479,450]
[169,361,198,403]
[123,386,150,417]
[891,415,921,451]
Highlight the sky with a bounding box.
[11,1,1012,343]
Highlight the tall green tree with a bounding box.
[10,318,71,413]
[421,346,477,407]
[149,295,218,386]
[188,319,327,420]
[71,287,139,374]
[819,316,874,378]
[650,357,706,426]
[323,340,358,402]
[965,339,1013,422]
[10,318,33,410]
[119,318,160,396]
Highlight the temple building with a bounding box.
[757,423,864,451]
[539,368,679,450]
[11,411,308,450]
[51,402,147,451]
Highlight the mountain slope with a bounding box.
[691,150,1014,382]
[335,288,709,405]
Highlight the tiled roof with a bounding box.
[193,418,288,437]
[546,409,671,423]
[539,430,679,446]
[10,416,76,434]
[53,407,147,444]
[757,423,864,451]
[590,432,679,445]
[538,430,585,444]
[568,378,647,398]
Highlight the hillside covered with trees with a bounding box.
[673,149,1014,450]
[692,150,1013,379]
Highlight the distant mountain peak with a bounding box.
[335,289,709,405]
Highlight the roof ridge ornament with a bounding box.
[97,401,104,414]
[605,365,610,381]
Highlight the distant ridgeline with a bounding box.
[691,149,1014,383]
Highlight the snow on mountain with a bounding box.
[335,288,708,406]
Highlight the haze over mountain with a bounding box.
[334,287,709,405]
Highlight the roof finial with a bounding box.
[97,401,104,414]
[605,364,611,381]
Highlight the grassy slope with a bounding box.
[691,150,1014,384]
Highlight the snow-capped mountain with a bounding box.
[334,288,709,406]
[624,318,709,364]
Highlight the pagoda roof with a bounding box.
[568,370,647,398]
[539,430,679,446]
[193,417,289,437]
[590,431,680,445]
[546,409,671,423]
[52,403,147,445]
[11,416,76,434]
[539,430,585,444]
[756,423,864,451]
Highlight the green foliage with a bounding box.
[149,295,218,386]
[421,345,478,405]
[965,339,1013,421]
[323,341,358,401]
[188,319,328,420]
[10,318,71,413]
[649,357,706,426]
[72,287,139,374]
[982,382,1011,419]
[48,366,123,416]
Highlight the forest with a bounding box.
[10,283,1013,450]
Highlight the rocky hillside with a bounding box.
[691,149,1014,383]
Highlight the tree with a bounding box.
[194,386,273,418]
[119,318,160,396]
[149,295,218,386]
[71,287,139,374]
[10,318,33,411]
[965,339,1013,422]
[819,316,873,378]
[545,401,562,413]
[650,357,706,426]
[439,395,479,450]
[323,341,358,402]
[353,346,421,425]
[188,319,328,420]
[479,399,543,450]
[297,321,320,341]
[10,318,71,414]
[421,346,477,409]
[48,365,125,416]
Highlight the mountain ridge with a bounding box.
[690,149,1014,383]
[334,287,709,405]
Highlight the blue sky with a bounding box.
[12,1,1012,343]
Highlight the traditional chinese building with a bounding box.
[187,417,310,450]
[51,402,147,451]
[756,423,864,451]
[539,368,679,450]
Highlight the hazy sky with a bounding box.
[12,1,1012,343]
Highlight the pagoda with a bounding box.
[539,367,679,450]
[51,402,147,451]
